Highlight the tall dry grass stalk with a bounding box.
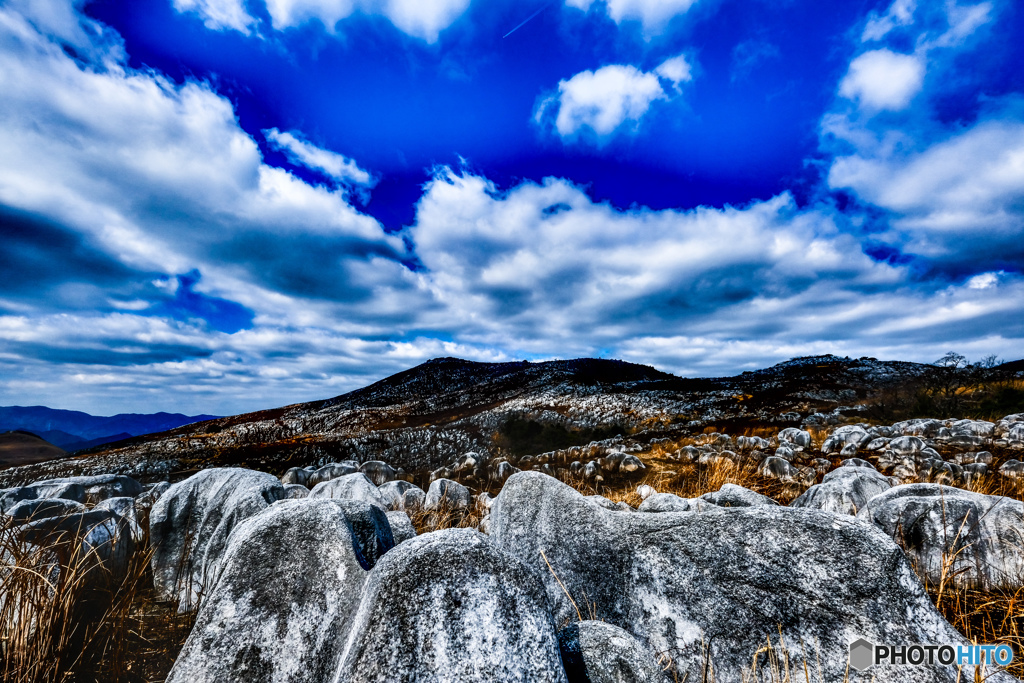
[0,512,191,682]
[406,497,488,536]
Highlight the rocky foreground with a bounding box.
[2,411,1024,681]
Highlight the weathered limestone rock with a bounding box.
[489,472,1008,683]
[167,499,394,683]
[858,484,1024,591]
[149,468,284,609]
[332,528,567,683]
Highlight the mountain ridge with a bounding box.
[2,353,1021,485]
[0,406,221,452]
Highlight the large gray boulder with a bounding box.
[559,620,669,683]
[167,499,394,683]
[0,482,85,512]
[756,456,805,485]
[95,496,144,542]
[889,436,926,457]
[359,460,396,486]
[282,484,311,499]
[489,472,1009,683]
[637,492,700,513]
[310,473,386,510]
[698,483,778,508]
[858,484,1024,591]
[308,462,359,488]
[31,474,143,505]
[5,498,87,523]
[149,468,285,609]
[16,508,136,588]
[790,463,891,516]
[332,528,566,683]
[995,414,1024,437]
[777,428,812,449]
[424,478,471,511]
[378,480,426,511]
[385,511,416,543]
[281,467,311,487]
[821,425,870,454]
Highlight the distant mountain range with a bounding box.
[0,406,220,453]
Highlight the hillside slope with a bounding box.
[1,354,953,484]
[0,430,68,468]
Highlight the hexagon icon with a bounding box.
[849,638,874,671]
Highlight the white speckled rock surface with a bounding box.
[490,472,1014,683]
[149,467,284,609]
[333,528,567,683]
[167,498,392,683]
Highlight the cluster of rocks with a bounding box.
[664,427,820,492]
[636,458,1024,592]
[0,474,164,593]
[6,410,1024,681]
[663,414,1024,493]
[153,466,1017,682]
[425,444,647,490]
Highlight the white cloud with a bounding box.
[928,1,993,48]
[265,128,376,188]
[406,168,1024,375]
[838,49,925,111]
[821,0,1018,273]
[829,120,1024,220]
[862,0,992,47]
[410,169,901,346]
[259,0,470,41]
[828,119,1024,256]
[967,272,1002,290]
[0,0,412,312]
[654,55,692,89]
[0,311,511,414]
[565,0,699,30]
[862,0,916,42]
[173,0,256,34]
[536,55,692,140]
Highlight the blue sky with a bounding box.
[0,0,1022,414]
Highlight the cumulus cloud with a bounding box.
[565,0,699,30]
[172,0,256,34]
[653,55,692,89]
[267,0,465,40]
[823,0,1020,271]
[407,168,1024,375]
[828,118,1024,261]
[0,0,438,411]
[838,49,925,111]
[535,55,692,140]
[174,0,473,41]
[411,169,895,344]
[0,311,512,414]
[265,128,376,189]
[0,2,409,308]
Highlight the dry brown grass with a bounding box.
[594,446,808,507]
[0,513,193,682]
[406,497,488,536]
